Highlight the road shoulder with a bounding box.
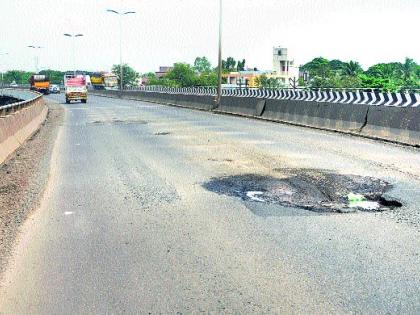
[0,101,64,279]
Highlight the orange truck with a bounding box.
[29,74,50,94]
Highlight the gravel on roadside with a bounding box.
[0,101,64,276]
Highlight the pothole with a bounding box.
[0,183,18,194]
[155,132,171,136]
[90,119,148,125]
[0,96,23,106]
[208,158,234,162]
[202,169,402,213]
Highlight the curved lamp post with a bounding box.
[107,6,136,94]
[63,34,84,76]
[27,45,43,73]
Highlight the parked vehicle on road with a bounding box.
[65,75,87,104]
[29,74,50,94]
[49,84,60,94]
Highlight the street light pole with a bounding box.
[216,0,223,108]
[119,11,123,94]
[107,6,136,96]
[27,46,43,73]
[72,37,76,76]
[64,34,83,77]
[0,52,9,96]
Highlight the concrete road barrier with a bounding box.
[219,96,261,116]
[361,106,420,146]
[175,94,215,110]
[92,90,419,147]
[256,100,266,116]
[92,90,216,111]
[0,94,47,164]
[262,99,370,132]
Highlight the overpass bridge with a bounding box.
[0,89,419,313]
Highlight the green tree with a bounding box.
[193,57,212,73]
[255,75,283,88]
[366,62,401,80]
[3,70,32,84]
[343,61,363,76]
[40,69,65,84]
[222,57,237,72]
[111,64,140,88]
[364,62,408,90]
[301,57,331,79]
[339,75,362,88]
[166,63,197,87]
[329,59,347,72]
[237,59,246,71]
[157,77,178,87]
[301,57,339,88]
[255,75,268,88]
[310,74,341,88]
[401,58,418,84]
[142,72,161,85]
[196,72,217,87]
[358,74,400,91]
[301,57,420,89]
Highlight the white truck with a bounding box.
[65,75,88,104]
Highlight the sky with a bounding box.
[0,0,419,73]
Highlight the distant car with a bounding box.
[49,84,60,94]
[10,82,18,87]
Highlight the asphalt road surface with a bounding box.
[1,94,419,314]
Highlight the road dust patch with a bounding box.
[90,118,148,125]
[203,169,402,213]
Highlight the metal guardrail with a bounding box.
[0,89,43,116]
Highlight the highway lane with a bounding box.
[0,94,419,313]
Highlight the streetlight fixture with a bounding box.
[27,45,43,73]
[216,0,223,109]
[63,33,84,76]
[106,4,136,95]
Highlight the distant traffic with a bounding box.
[26,71,119,104]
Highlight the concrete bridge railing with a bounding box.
[92,89,420,147]
[0,89,48,164]
[123,86,420,108]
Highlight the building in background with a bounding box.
[155,66,173,78]
[272,46,299,86]
[141,66,173,85]
[223,70,271,88]
[223,46,300,88]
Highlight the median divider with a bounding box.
[0,91,47,164]
[91,90,419,147]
